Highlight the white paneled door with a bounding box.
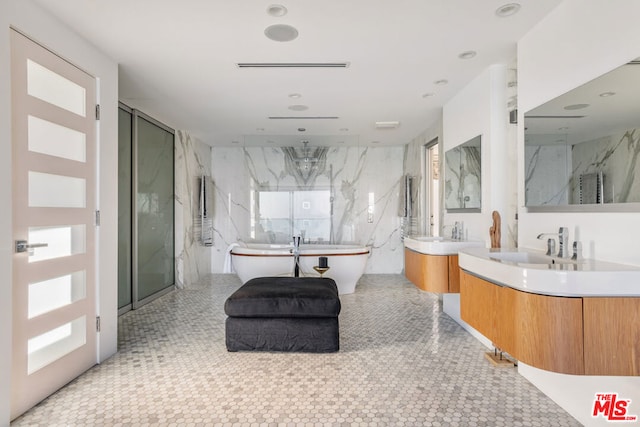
[10,30,97,420]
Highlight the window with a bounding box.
[253,190,331,243]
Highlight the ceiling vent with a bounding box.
[375,121,400,129]
[237,62,350,68]
[268,116,339,119]
[525,115,585,119]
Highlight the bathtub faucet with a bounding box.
[292,235,301,277]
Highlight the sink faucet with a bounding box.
[537,227,569,258]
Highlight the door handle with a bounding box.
[15,240,48,253]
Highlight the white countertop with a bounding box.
[458,247,640,297]
[403,236,485,256]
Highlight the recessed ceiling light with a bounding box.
[599,91,616,97]
[288,93,302,99]
[288,104,309,111]
[298,127,306,132]
[495,3,521,17]
[266,4,288,17]
[458,50,477,60]
[564,103,590,110]
[434,79,448,86]
[339,128,349,132]
[422,92,435,98]
[264,24,299,42]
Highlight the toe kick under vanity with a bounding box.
[403,236,484,293]
[458,247,640,376]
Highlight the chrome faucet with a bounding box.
[537,227,569,258]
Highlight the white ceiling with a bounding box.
[34,0,562,147]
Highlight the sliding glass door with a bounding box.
[118,105,174,312]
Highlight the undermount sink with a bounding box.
[403,236,484,255]
[488,251,576,265]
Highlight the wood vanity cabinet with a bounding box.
[404,248,459,293]
[583,297,640,376]
[460,270,584,375]
[461,270,640,376]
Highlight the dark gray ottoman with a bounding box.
[224,277,341,353]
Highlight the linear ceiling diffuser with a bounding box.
[237,62,349,68]
[268,116,339,119]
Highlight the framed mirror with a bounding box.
[445,135,481,212]
[524,58,640,212]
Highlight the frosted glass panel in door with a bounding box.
[29,172,86,208]
[27,316,86,374]
[28,115,86,162]
[29,271,86,318]
[27,59,86,117]
[28,225,86,263]
[136,116,174,300]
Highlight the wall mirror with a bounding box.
[445,135,481,212]
[525,58,640,212]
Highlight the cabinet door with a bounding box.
[584,297,640,376]
[404,248,425,289]
[424,255,449,293]
[515,292,584,375]
[460,271,498,342]
[448,255,460,293]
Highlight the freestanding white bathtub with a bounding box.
[230,243,370,294]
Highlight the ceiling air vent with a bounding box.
[237,62,350,68]
[525,115,585,119]
[268,116,339,119]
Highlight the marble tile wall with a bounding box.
[444,143,481,210]
[524,143,571,206]
[525,129,640,206]
[175,131,212,288]
[210,145,405,274]
[571,129,640,204]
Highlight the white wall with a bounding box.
[442,64,514,247]
[517,1,640,425]
[0,1,118,424]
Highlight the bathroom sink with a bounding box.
[489,251,578,265]
[489,251,553,264]
[403,236,484,255]
[458,247,640,297]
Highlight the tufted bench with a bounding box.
[224,277,341,353]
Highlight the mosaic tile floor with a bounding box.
[13,274,581,426]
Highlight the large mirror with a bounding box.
[525,58,640,211]
[445,135,481,211]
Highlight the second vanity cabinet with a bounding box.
[460,270,640,376]
[404,248,460,293]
